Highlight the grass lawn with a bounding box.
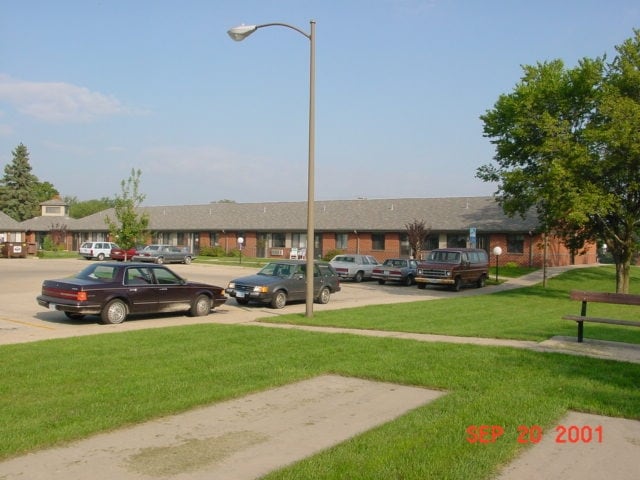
[1,265,639,478]
[263,265,640,344]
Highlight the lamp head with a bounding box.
[227,25,258,41]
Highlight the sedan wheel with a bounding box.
[183,256,192,265]
[354,271,364,283]
[190,294,212,316]
[316,287,331,304]
[100,299,128,324]
[155,257,164,264]
[270,290,287,309]
[403,275,414,287]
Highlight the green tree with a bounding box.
[34,182,59,205]
[104,169,149,250]
[66,196,115,218]
[405,219,431,259]
[1,143,42,220]
[477,30,640,292]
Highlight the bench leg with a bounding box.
[577,321,584,343]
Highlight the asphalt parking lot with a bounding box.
[0,257,466,345]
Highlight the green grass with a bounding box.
[1,264,639,478]
[194,255,270,268]
[36,250,80,259]
[0,325,638,478]
[262,265,640,344]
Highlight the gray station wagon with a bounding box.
[131,244,195,264]
[225,260,341,309]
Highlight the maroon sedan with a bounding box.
[110,245,144,261]
[37,262,227,324]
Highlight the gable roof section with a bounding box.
[0,211,21,230]
[62,197,538,233]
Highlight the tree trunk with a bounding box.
[615,260,631,293]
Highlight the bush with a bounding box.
[198,245,226,257]
[41,235,63,252]
[322,249,343,262]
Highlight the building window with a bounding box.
[292,233,307,248]
[335,233,348,250]
[45,206,61,215]
[177,232,185,245]
[400,234,411,256]
[272,233,285,248]
[209,232,218,246]
[424,235,439,251]
[476,234,490,252]
[447,234,467,248]
[507,234,524,253]
[372,233,385,250]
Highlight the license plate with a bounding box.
[384,270,390,275]
[49,304,57,311]
[236,291,245,298]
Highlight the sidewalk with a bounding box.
[244,264,640,364]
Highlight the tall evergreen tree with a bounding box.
[1,143,41,221]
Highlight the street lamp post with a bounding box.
[492,246,502,282]
[237,236,244,264]
[228,20,316,317]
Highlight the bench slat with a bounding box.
[569,290,640,306]
[562,315,640,327]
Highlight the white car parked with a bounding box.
[79,242,120,261]
[329,254,380,282]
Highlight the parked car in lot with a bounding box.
[36,262,227,324]
[132,244,195,264]
[79,241,119,260]
[371,258,419,286]
[110,245,145,261]
[329,254,380,282]
[416,248,489,291]
[225,260,341,309]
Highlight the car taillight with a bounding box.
[77,292,88,301]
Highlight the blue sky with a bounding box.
[1,1,638,206]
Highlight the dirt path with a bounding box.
[0,375,444,480]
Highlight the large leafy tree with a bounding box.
[66,196,115,218]
[105,169,149,249]
[1,143,57,221]
[477,30,640,292]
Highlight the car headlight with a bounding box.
[253,286,269,293]
[227,282,235,289]
[445,271,451,277]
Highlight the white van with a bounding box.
[79,242,119,260]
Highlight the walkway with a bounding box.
[245,265,640,364]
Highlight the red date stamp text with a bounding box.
[466,424,603,444]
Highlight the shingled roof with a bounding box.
[0,211,20,230]
[41,196,537,233]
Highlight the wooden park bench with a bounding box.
[562,290,640,342]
